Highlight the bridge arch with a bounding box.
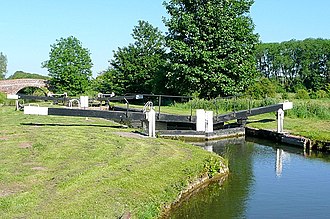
[0,79,49,95]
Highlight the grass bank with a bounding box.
[246,113,330,142]
[0,106,227,218]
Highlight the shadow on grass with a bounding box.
[247,119,276,124]
[21,122,126,129]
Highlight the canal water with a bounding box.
[168,137,330,219]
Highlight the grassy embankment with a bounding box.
[246,99,330,141]
[0,106,227,218]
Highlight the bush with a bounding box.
[0,92,6,104]
[293,83,307,93]
[245,78,276,99]
[281,92,289,100]
[294,89,310,99]
[316,90,328,99]
[0,92,15,106]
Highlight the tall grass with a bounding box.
[173,97,330,120]
[173,97,278,115]
[287,100,330,120]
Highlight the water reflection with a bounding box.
[168,137,330,219]
[168,137,254,219]
[276,149,283,177]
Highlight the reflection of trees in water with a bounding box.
[168,139,255,219]
[306,151,330,163]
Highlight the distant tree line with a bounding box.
[8,71,49,80]
[255,38,330,92]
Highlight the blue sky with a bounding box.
[1,0,330,77]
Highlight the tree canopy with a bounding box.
[99,20,167,95]
[164,0,259,98]
[255,38,330,92]
[0,52,7,80]
[42,36,93,96]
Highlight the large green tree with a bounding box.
[164,0,259,98]
[104,20,167,94]
[0,52,7,79]
[42,36,93,96]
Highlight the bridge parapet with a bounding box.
[0,79,48,94]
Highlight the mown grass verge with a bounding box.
[246,113,330,141]
[0,106,227,218]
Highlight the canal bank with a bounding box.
[0,106,229,219]
[246,127,330,152]
[165,138,330,219]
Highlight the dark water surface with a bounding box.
[168,138,330,219]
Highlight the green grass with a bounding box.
[247,113,330,141]
[0,106,227,218]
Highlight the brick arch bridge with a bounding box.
[0,79,49,95]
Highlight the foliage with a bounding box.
[315,90,328,99]
[325,83,330,93]
[0,52,7,79]
[0,92,7,104]
[164,0,259,98]
[245,77,276,99]
[42,36,93,96]
[203,156,222,178]
[309,90,324,99]
[0,92,15,105]
[7,71,49,80]
[281,92,289,100]
[256,38,330,92]
[93,68,127,95]
[294,89,310,99]
[105,20,167,95]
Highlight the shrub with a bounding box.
[316,90,328,99]
[293,83,306,93]
[245,77,276,99]
[294,89,310,99]
[0,92,6,104]
[281,92,289,100]
[0,92,15,106]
